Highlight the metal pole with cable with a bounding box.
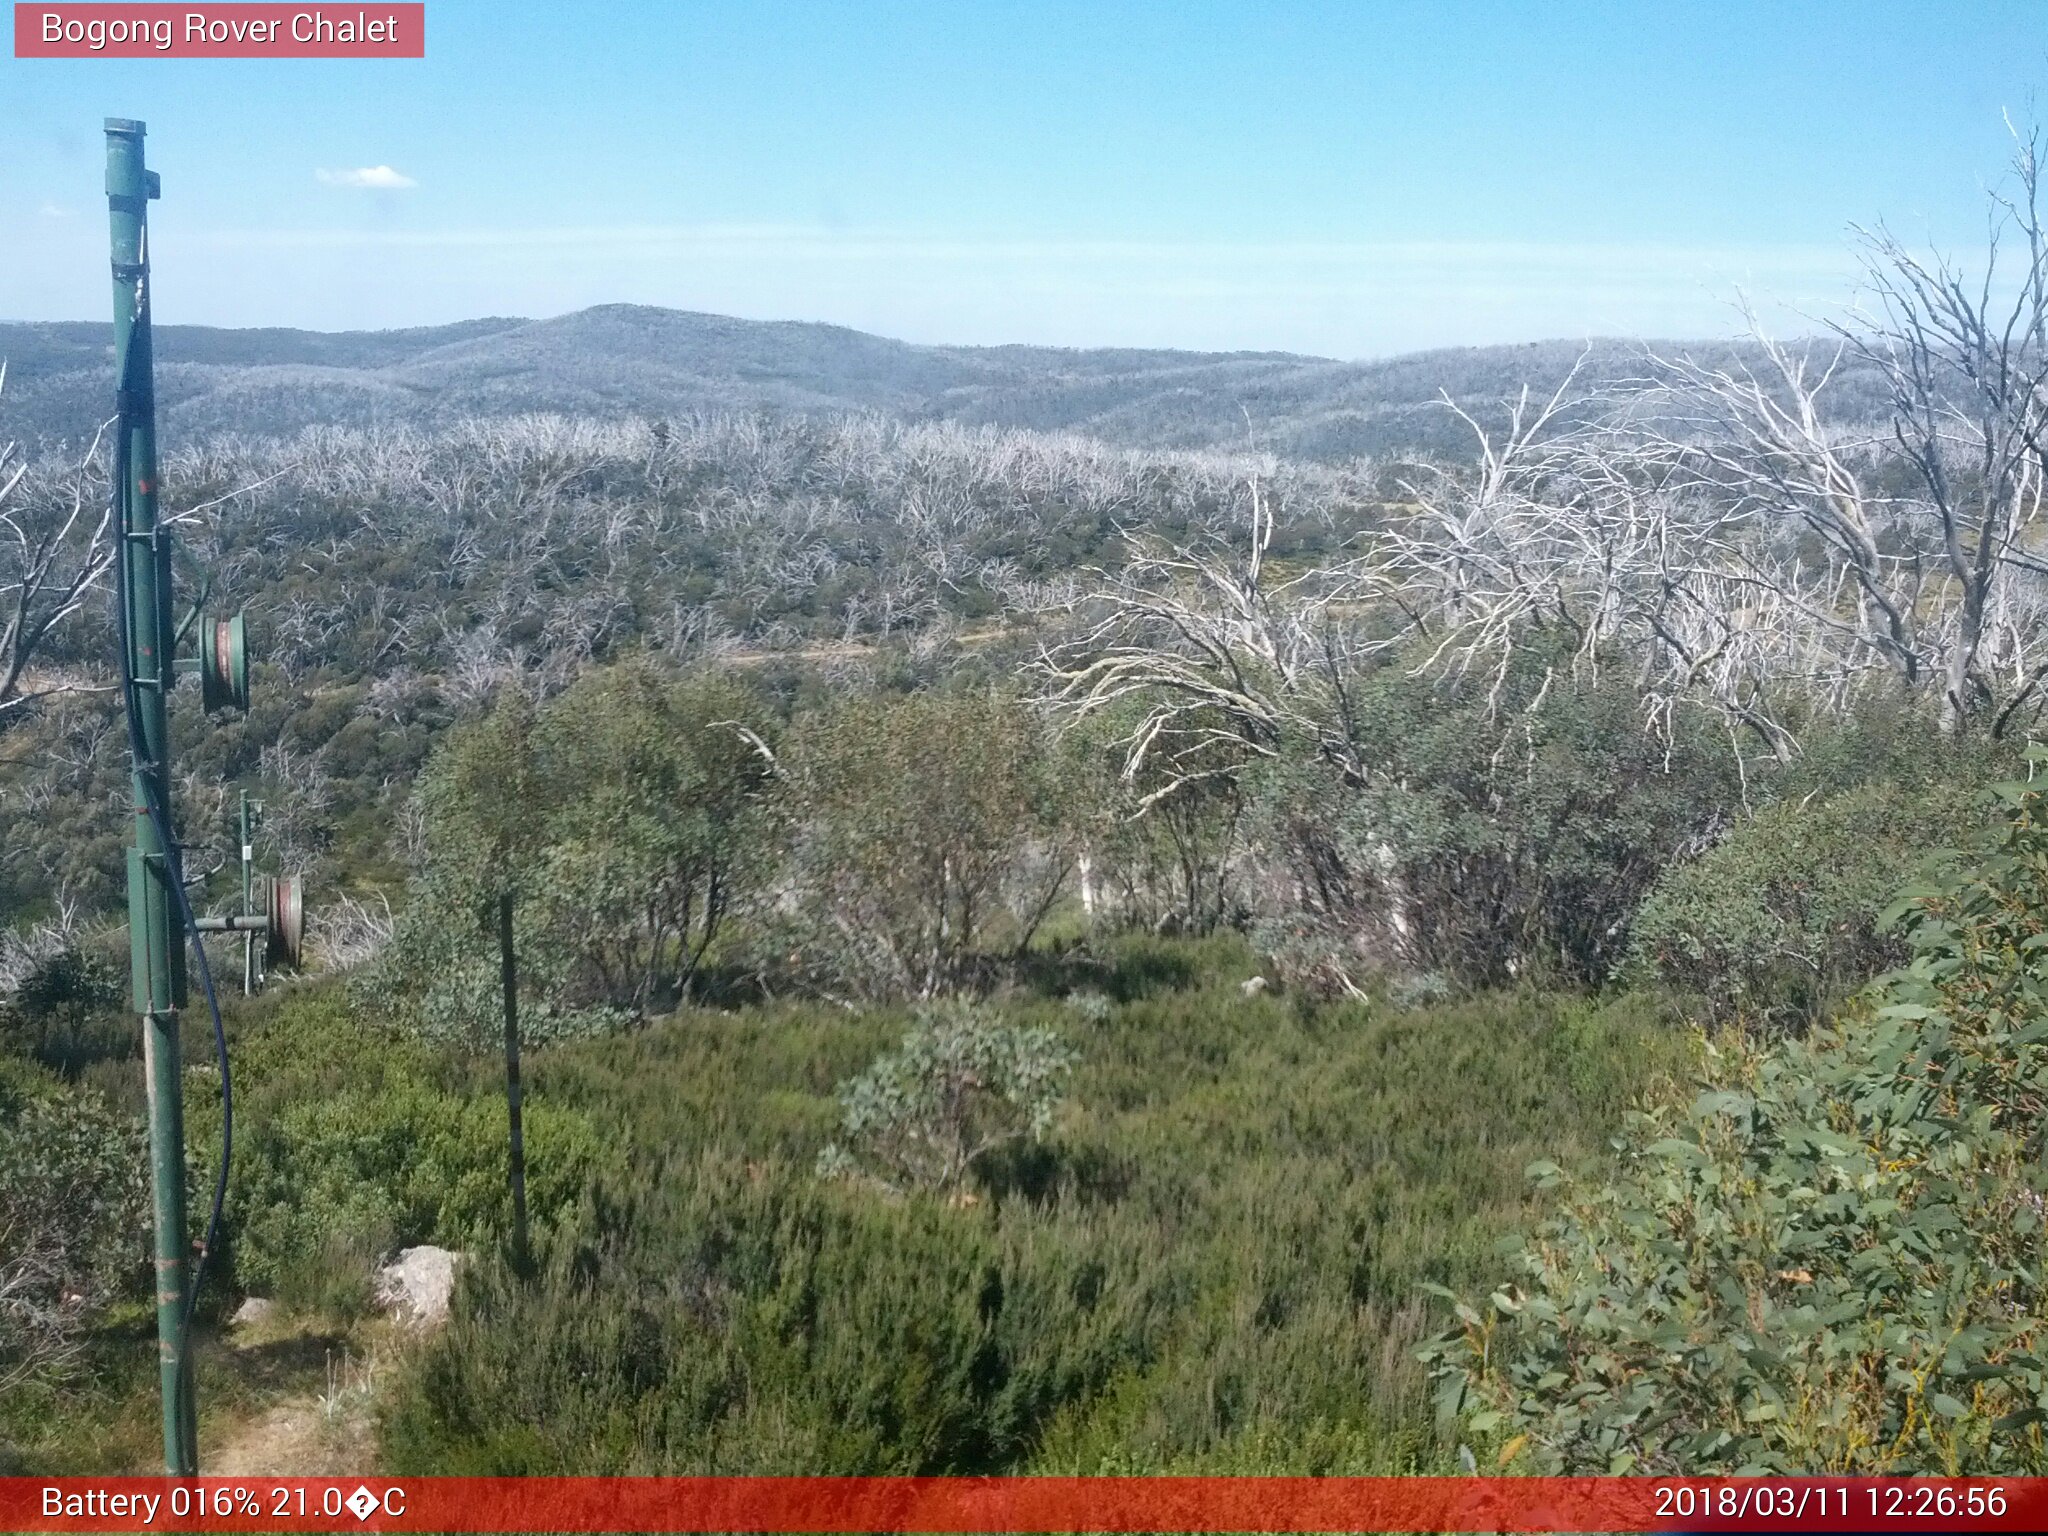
[105,115,199,1478]
[106,116,299,1478]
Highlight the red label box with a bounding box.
[3,1477,2047,1534]
[14,4,424,57]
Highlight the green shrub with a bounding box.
[1062,702,1247,935]
[387,1158,1165,1475]
[1425,766,2048,1474]
[0,944,129,1076]
[1628,780,1984,1027]
[0,1059,147,1394]
[194,987,614,1314]
[817,1003,1075,1193]
[373,663,775,1041]
[382,948,1689,1474]
[1244,644,1740,993]
[774,688,1080,999]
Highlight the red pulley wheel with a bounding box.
[264,874,305,969]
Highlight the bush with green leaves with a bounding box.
[191,987,613,1316]
[381,941,1690,1475]
[817,1003,1076,1194]
[0,943,127,1077]
[1424,766,2048,1474]
[1244,644,1739,993]
[775,689,1081,999]
[371,662,775,1040]
[0,1058,147,1393]
[1062,702,1247,935]
[1628,780,1984,1027]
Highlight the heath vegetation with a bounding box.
[10,129,2048,1477]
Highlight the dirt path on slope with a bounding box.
[198,1322,395,1477]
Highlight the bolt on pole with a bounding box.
[106,116,198,1478]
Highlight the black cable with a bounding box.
[110,301,232,1427]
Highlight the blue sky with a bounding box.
[3,1,2045,355]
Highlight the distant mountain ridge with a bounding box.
[0,303,1810,462]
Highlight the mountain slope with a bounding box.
[0,304,1802,461]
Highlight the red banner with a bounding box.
[3,1476,2045,1533]
[13,4,424,58]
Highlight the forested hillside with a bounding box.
[0,306,1893,462]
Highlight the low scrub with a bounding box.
[189,987,615,1318]
[1428,768,2048,1474]
[382,942,1688,1473]
[1629,780,1984,1028]
[816,1003,1076,1194]
[0,1058,147,1397]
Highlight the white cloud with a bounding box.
[36,202,74,219]
[315,166,418,190]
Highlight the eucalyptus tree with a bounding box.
[373,663,776,1041]
[778,688,1081,1000]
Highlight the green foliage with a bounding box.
[1247,646,1739,991]
[1629,780,1984,1027]
[775,688,1079,998]
[0,1057,148,1392]
[197,986,614,1317]
[0,943,128,1076]
[818,1003,1076,1193]
[8,945,122,1028]
[1064,703,1247,934]
[1425,766,2048,1474]
[374,663,774,1039]
[381,942,1687,1474]
[524,666,773,1012]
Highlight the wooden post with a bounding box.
[498,892,530,1278]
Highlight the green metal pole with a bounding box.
[107,117,198,1478]
[239,791,254,996]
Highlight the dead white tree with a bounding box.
[1370,357,1823,766]
[308,889,395,972]
[1829,119,2048,733]
[0,902,86,997]
[1346,122,2048,753]
[0,1217,87,1394]
[1377,129,2048,752]
[1626,281,2048,745]
[0,370,115,724]
[1044,466,1376,807]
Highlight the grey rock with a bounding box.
[375,1245,464,1328]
